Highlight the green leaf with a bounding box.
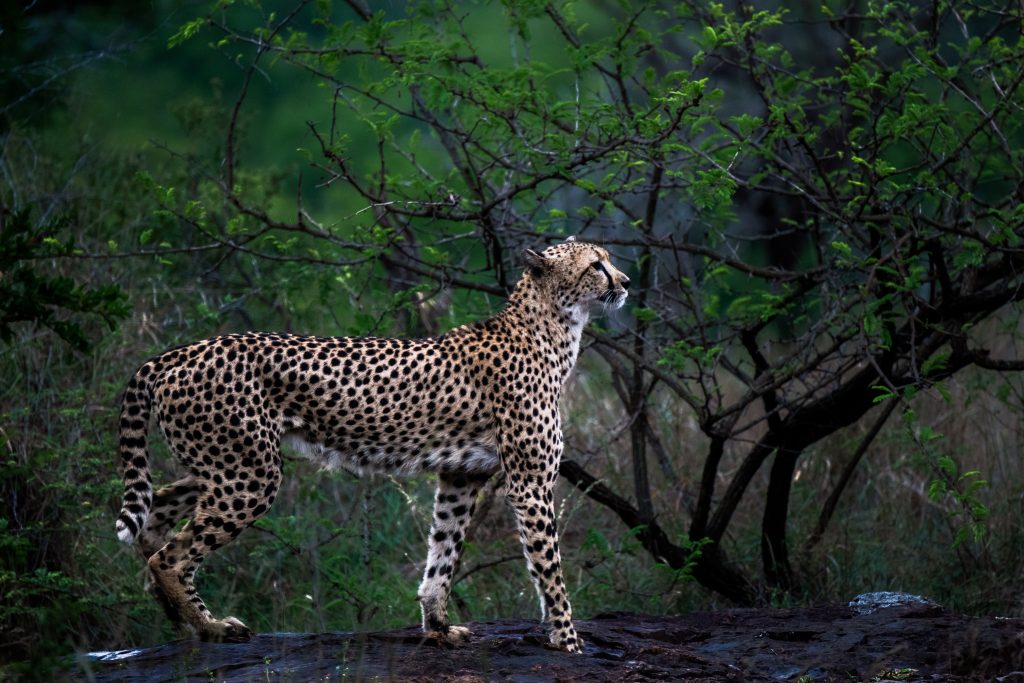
[937,455,956,477]
[730,113,762,136]
[927,479,947,501]
[953,239,985,271]
[831,240,852,256]
[168,18,206,49]
[633,307,658,322]
[921,353,948,376]
[701,26,718,48]
[871,384,897,403]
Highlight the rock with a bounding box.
[70,606,1024,682]
[849,592,941,615]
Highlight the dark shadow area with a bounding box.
[74,606,1023,682]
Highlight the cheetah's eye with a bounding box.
[590,261,602,270]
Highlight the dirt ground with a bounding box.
[75,603,1023,682]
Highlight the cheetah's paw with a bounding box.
[549,629,584,654]
[425,625,473,647]
[199,616,253,643]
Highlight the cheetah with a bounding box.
[115,239,630,653]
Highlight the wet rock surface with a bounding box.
[74,605,1023,682]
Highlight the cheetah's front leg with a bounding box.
[417,471,490,646]
[506,472,583,653]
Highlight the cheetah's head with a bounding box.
[522,240,630,313]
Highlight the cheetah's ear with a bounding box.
[521,248,550,276]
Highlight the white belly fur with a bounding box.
[281,431,500,476]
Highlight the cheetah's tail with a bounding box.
[115,365,155,543]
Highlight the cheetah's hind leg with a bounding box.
[138,476,200,559]
[147,459,282,642]
[136,476,200,625]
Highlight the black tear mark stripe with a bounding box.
[594,261,614,289]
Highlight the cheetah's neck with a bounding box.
[498,276,589,382]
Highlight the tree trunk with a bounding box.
[762,448,798,591]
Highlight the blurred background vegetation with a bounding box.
[3,0,1024,678]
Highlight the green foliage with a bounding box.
[573,525,709,614]
[658,339,722,370]
[902,407,991,549]
[0,208,128,351]
[167,18,208,49]
[871,378,993,550]
[655,533,712,585]
[0,386,144,676]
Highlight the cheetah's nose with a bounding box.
[620,276,631,290]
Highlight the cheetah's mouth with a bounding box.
[599,288,628,309]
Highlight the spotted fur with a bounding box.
[116,240,629,652]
